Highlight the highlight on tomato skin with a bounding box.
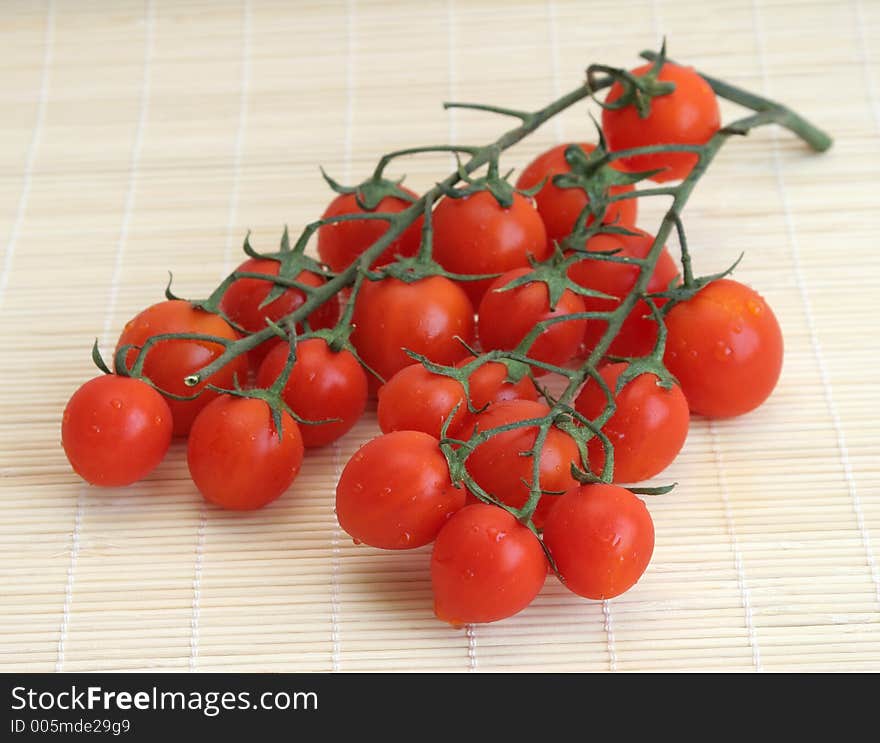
[477,267,586,375]
[574,363,689,484]
[460,399,581,530]
[116,299,249,437]
[663,278,784,419]
[186,395,304,511]
[602,61,721,182]
[431,503,547,625]
[61,375,173,488]
[351,275,476,389]
[219,257,340,370]
[256,338,368,449]
[542,484,655,600]
[431,190,550,306]
[317,188,423,273]
[567,229,680,359]
[335,430,466,550]
[515,142,638,244]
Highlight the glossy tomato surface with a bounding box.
[187,395,304,510]
[603,62,720,182]
[431,191,549,305]
[317,188,423,272]
[116,300,248,436]
[62,375,173,487]
[663,278,783,418]
[431,504,547,625]
[575,363,689,483]
[257,338,367,448]
[351,276,475,387]
[516,142,638,244]
[335,430,465,550]
[543,484,655,599]
[462,400,581,529]
[478,268,586,374]
[568,229,679,358]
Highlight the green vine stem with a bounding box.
[109,50,831,533]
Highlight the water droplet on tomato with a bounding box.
[381,486,392,497]
[398,531,412,547]
[110,398,122,409]
[746,298,763,316]
[714,341,733,361]
[462,567,475,580]
[91,425,101,434]
[154,416,163,425]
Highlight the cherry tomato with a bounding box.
[377,363,469,439]
[335,430,465,550]
[257,338,367,448]
[543,484,655,599]
[603,61,721,182]
[515,143,638,244]
[462,399,581,529]
[574,363,689,483]
[431,191,549,305]
[663,278,783,418]
[317,188,423,273]
[455,355,538,410]
[116,300,248,436]
[477,268,586,374]
[187,395,304,510]
[219,257,339,368]
[61,375,173,487]
[568,230,679,358]
[351,276,475,387]
[431,503,547,625]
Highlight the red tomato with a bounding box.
[219,257,339,368]
[462,399,581,529]
[351,276,475,387]
[61,375,173,487]
[187,395,304,510]
[431,503,547,625]
[568,230,679,358]
[377,363,469,439]
[515,143,638,244]
[431,191,549,305]
[257,338,367,448]
[335,430,465,550]
[574,363,689,483]
[317,188,423,273]
[663,278,783,418]
[543,484,655,599]
[477,268,586,374]
[602,61,721,182]
[116,300,248,436]
[455,355,538,410]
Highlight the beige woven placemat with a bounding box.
[1,0,878,672]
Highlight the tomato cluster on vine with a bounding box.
[61,47,829,627]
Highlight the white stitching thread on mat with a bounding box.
[752,0,880,610]
[446,0,479,671]
[56,0,156,673]
[0,0,55,312]
[545,0,564,144]
[188,0,253,674]
[853,0,880,133]
[602,600,617,671]
[710,421,763,671]
[56,493,83,672]
[327,0,358,674]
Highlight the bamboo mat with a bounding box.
[1,0,878,673]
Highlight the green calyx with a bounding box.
[588,40,676,119]
[320,168,416,212]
